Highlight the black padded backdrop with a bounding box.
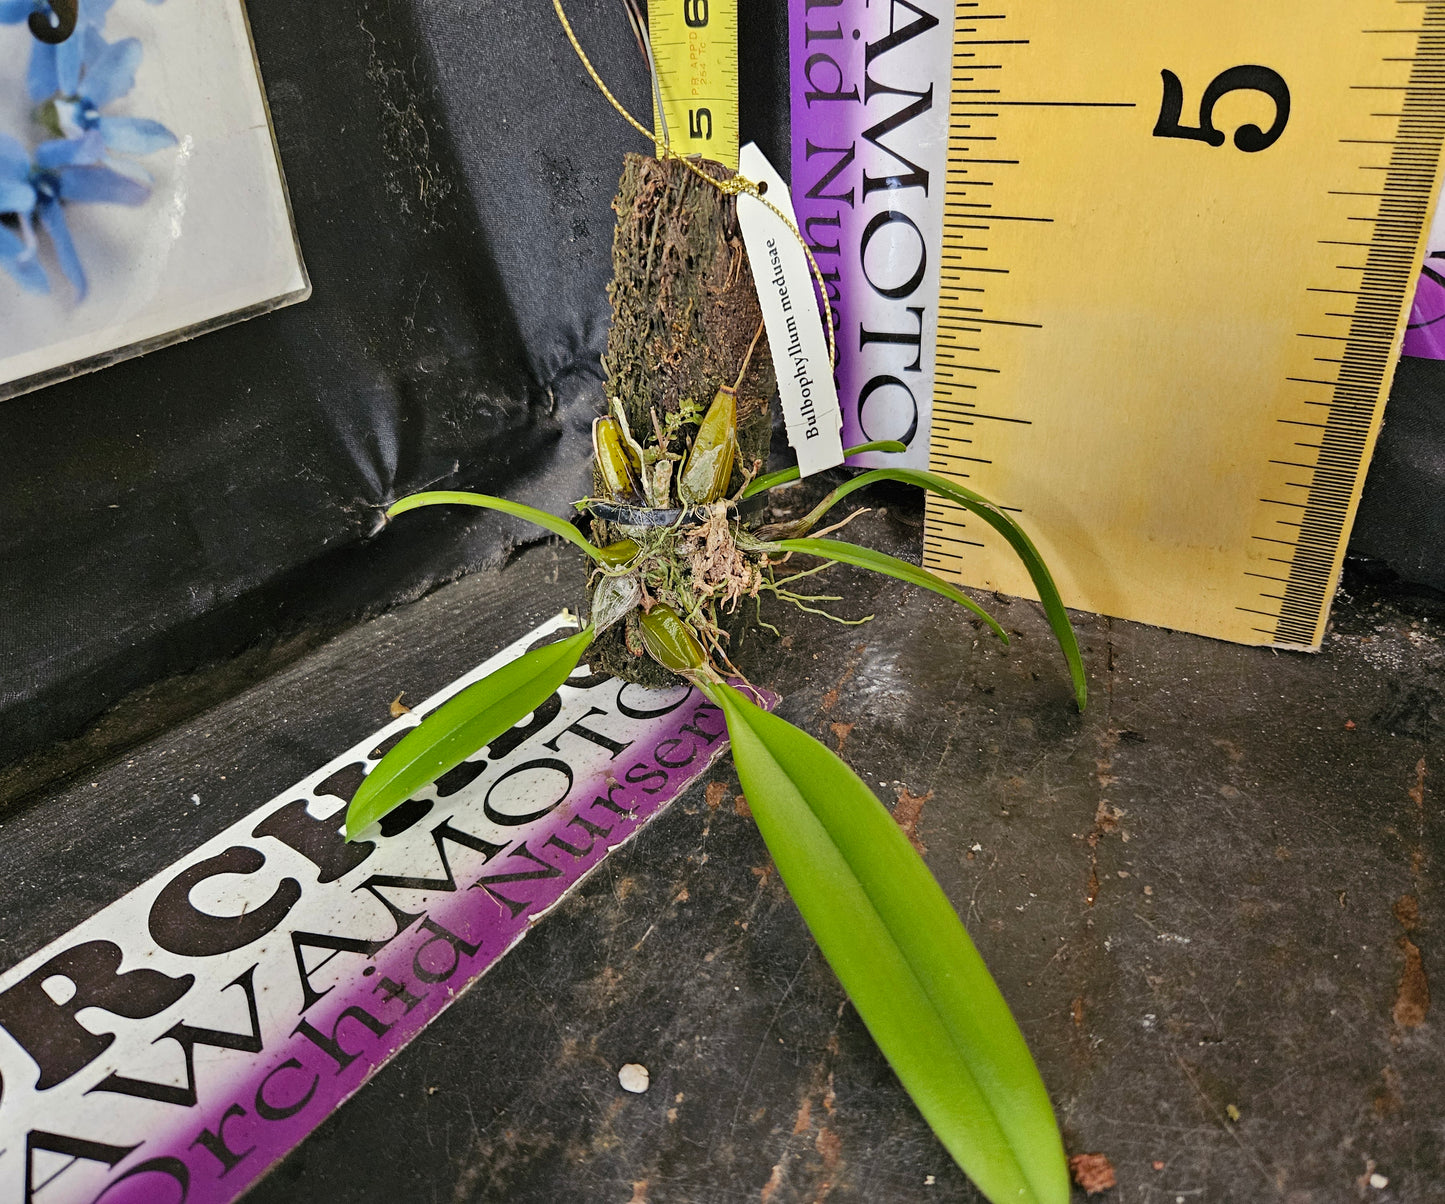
[1355,355,1445,594]
[0,0,1435,771]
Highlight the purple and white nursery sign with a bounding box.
[1403,196,1445,360]
[789,0,954,468]
[0,615,734,1204]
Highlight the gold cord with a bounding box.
[551,0,837,370]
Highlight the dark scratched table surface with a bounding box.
[3,491,1441,1204]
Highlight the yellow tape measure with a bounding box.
[923,2,1445,649]
[647,0,739,170]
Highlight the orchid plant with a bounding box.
[345,383,1087,1204]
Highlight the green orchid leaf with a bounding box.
[741,440,908,499]
[345,625,595,840]
[701,681,1069,1204]
[771,536,1007,644]
[766,469,1086,710]
[387,491,605,562]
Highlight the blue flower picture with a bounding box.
[0,0,308,400]
[1,0,166,298]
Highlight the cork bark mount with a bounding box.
[590,154,777,686]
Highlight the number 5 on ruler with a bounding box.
[649,0,739,170]
[1153,65,1291,152]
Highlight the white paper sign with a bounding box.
[0,615,740,1204]
[736,142,844,478]
[787,0,953,468]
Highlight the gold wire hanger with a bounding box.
[551,0,837,370]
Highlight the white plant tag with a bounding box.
[736,142,844,478]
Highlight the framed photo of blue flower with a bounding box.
[0,0,308,400]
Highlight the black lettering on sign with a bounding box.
[804,51,861,107]
[91,1155,189,1203]
[861,83,932,197]
[353,816,506,932]
[252,797,375,883]
[562,665,612,690]
[542,705,634,759]
[254,1057,319,1122]
[588,778,634,818]
[615,681,693,721]
[865,0,938,65]
[483,757,574,827]
[314,761,367,803]
[819,261,843,322]
[678,700,725,746]
[377,796,434,835]
[544,814,613,860]
[410,916,482,984]
[87,964,263,1106]
[805,141,857,207]
[293,1005,393,1073]
[149,845,302,958]
[857,372,920,446]
[472,842,564,919]
[684,0,708,27]
[191,1101,254,1176]
[373,975,426,1013]
[689,107,713,140]
[624,761,669,795]
[24,1131,138,1204]
[290,928,394,1013]
[806,212,842,257]
[1153,65,1289,153]
[860,209,926,299]
[806,16,843,46]
[0,941,194,1090]
[861,306,925,373]
[654,736,698,770]
[433,759,485,799]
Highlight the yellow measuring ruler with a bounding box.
[923,2,1445,649]
[647,0,739,170]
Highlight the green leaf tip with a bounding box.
[770,536,1009,644]
[344,624,595,841]
[700,681,1070,1204]
[764,468,1087,710]
[384,490,606,562]
[892,468,1086,711]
